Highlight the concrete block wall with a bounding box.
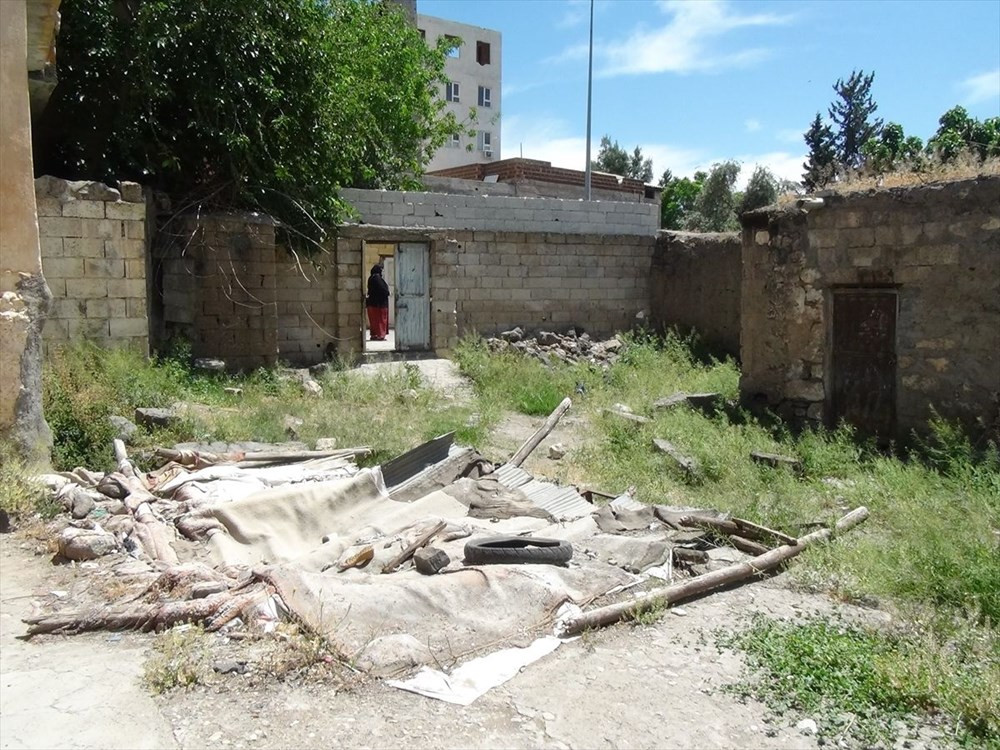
[436,230,655,339]
[741,176,1000,439]
[340,187,659,236]
[155,214,278,371]
[274,248,337,366]
[650,231,741,357]
[35,176,149,353]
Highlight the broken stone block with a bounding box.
[282,415,304,439]
[537,331,560,347]
[548,443,567,460]
[193,358,226,372]
[315,437,338,451]
[499,327,523,342]
[108,415,138,443]
[135,407,178,429]
[301,378,323,396]
[652,438,701,479]
[117,181,144,203]
[413,546,450,575]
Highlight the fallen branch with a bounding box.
[382,520,448,574]
[509,397,572,468]
[560,507,869,636]
[729,535,770,556]
[23,586,270,636]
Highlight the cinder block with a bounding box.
[106,278,146,298]
[39,217,84,238]
[43,257,84,278]
[110,318,148,338]
[67,317,111,339]
[35,197,62,217]
[66,278,109,299]
[105,239,145,259]
[85,258,125,278]
[105,201,146,220]
[83,219,122,240]
[61,200,106,219]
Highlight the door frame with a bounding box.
[394,241,431,352]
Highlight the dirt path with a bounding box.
[0,529,863,750]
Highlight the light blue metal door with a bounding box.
[395,242,430,351]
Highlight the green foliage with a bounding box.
[928,106,1000,162]
[802,112,837,189]
[658,169,705,230]
[861,121,925,173]
[591,135,653,182]
[0,442,58,519]
[685,161,741,231]
[828,69,883,168]
[41,0,458,249]
[143,626,210,694]
[738,165,779,214]
[725,614,999,746]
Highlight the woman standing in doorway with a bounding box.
[366,263,390,341]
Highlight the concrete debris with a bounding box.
[750,451,803,472]
[604,405,651,425]
[652,438,701,479]
[212,660,248,675]
[58,525,118,560]
[413,546,451,575]
[486,330,625,368]
[282,415,304,440]
[796,719,818,736]
[547,443,567,460]
[194,358,226,372]
[315,437,338,451]
[223,387,243,397]
[301,378,323,397]
[652,392,723,412]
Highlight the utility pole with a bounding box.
[584,0,594,201]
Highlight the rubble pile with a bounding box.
[486,327,624,367]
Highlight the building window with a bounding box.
[418,28,425,40]
[477,86,492,108]
[478,130,492,154]
[446,81,460,103]
[449,133,461,148]
[476,41,491,65]
[445,35,461,58]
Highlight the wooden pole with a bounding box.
[509,397,572,468]
[560,507,869,636]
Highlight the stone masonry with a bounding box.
[650,231,741,357]
[741,177,1000,440]
[35,176,149,354]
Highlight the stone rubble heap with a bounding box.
[486,327,624,367]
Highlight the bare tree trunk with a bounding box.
[560,507,869,636]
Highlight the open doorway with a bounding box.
[363,242,396,352]
[362,240,431,354]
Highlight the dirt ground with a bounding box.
[0,529,895,750]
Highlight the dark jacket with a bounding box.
[366,272,390,308]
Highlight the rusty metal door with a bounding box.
[395,242,430,351]
[831,290,897,439]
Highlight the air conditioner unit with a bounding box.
[483,149,493,159]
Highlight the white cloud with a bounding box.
[557,0,590,29]
[776,127,806,145]
[745,118,762,132]
[958,69,1000,105]
[568,0,796,77]
[732,151,806,188]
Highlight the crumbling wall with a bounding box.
[340,188,658,235]
[741,177,1000,439]
[35,177,149,353]
[155,214,278,371]
[650,231,741,357]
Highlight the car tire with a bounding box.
[463,536,573,566]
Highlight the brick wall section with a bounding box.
[155,214,278,371]
[35,176,149,353]
[740,177,1000,439]
[340,187,659,235]
[650,231,741,357]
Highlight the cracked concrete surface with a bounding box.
[0,536,176,750]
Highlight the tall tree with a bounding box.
[828,69,883,168]
[685,161,740,232]
[739,165,779,213]
[593,135,653,182]
[802,113,837,190]
[36,0,459,249]
[658,169,704,230]
[860,122,924,172]
[927,106,1000,161]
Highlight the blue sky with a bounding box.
[419,0,1000,185]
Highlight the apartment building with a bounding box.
[418,14,501,171]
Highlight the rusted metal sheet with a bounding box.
[494,463,594,520]
[395,242,430,351]
[831,290,897,439]
[381,432,455,488]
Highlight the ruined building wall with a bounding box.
[650,231,741,357]
[741,177,1000,439]
[35,177,149,354]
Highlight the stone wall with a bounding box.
[741,177,1000,440]
[35,176,149,353]
[273,247,339,366]
[650,231,741,357]
[340,187,659,235]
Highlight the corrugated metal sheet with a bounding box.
[494,463,594,520]
[381,432,455,488]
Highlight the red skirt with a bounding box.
[367,306,389,340]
